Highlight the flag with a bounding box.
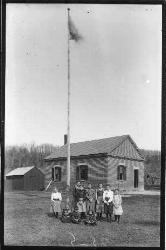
[68,16,82,42]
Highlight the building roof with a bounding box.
[45,135,144,161]
[6,166,35,177]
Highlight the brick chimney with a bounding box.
[64,134,68,145]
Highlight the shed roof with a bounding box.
[6,166,34,177]
[45,135,144,161]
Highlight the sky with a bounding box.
[5,4,162,150]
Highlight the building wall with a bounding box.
[44,160,67,189]
[44,156,108,189]
[24,168,45,190]
[5,176,24,191]
[70,156,108,187]
[44,155,144,191]
[107,156,144,191]
[5,168,45,191]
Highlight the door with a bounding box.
[52,167,61,182]
[134,169,139,188]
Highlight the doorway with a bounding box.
[134,169,139,188]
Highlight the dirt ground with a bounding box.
[4,191,160,247]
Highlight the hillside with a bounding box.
[140,149,161,187]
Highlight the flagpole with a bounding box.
[67,8,71,187]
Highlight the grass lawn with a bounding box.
[4,191,160,247]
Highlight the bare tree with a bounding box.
[5,143,59,172]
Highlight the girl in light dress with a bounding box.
[50,187,62,218]
[77,197,87,220]
[112,188,123,223]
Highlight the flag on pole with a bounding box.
[68,16,82,42]
[66,8,82,187]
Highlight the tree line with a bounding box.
[5,143,59,173]
[5,145,161,174]
[140,149,161,176]
[140,149,161,187]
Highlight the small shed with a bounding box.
[5,166,45,191]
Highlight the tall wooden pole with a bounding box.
[67,8,71,187]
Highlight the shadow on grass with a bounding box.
[134,220,160,226]
[47,212,55,217]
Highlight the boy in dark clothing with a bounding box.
[61,205,72,223]
[84,211,97,226]
[71,207,81,224]
[73,182,81,205]
[104,196,113,222]
[73,182,86,205]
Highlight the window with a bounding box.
[76,165,88,181]
[52,166,61,181]
[117,165,126,180]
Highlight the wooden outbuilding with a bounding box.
[5,166,45,191]
[44,135,145,192]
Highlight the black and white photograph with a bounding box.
[4,3,162,247]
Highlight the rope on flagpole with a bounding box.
[67,8,71,187]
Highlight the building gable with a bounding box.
[44,135,128,160]
[110,136,144,161]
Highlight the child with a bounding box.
[113,189,123,223]
[86,183,96,214]
[84,211,97,226]
[71,207,81,224]
[77,197,86,220]
[103,185,114,222]
[61,204,72,223]
[96,183,104,220]
[50,187,62,218]
[73,182,86,206]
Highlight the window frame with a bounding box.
[76,164,88,181]
[117,165,126,181]
[52,165,61,182]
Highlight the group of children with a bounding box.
[50,182,123,225]
[61,204,97,225]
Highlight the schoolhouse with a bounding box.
[44,135,145,191]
